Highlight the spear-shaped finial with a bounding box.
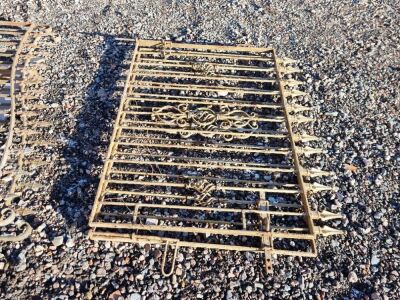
[289,115,315,124]
[286,104,315,113]
[311,210,343,221]
[301,167,335,177]
[305,183,338,193]
[293,134,320,142]
[282,79,304,87]
[285,89,307,97]
[296,147,326,156]
[315,226,344,236]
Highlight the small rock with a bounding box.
[175,267,183,276]
[348,271,358,283]
[52,235,64,247]
[145,218,158,225]
[371,253,380,265]
[66,238,75,248]
[325,111,339,117]
[53,35,62,43]
[82,261,89,270]
[370,293,381,300]
[34,245,45,256]
[254,282,264,289]
[128,294,141,300]
[153,249,162,259]
[176,253,184,263]
[226,290,234,300]
[96,267,107,277]
[136,274,144,281]
[108,290,122,300]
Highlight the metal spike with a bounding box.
[296,147,325,156]
[286,89,307,97]
[282,79,304,87]
[301,168,334,177]
[281,66,301,74]
[305,183,338,193]
[16,182,45,190]
[16,111,40,117]
[25,140,56,146]
[25,104,48,110]
[14,170,33,176]
[25,121,52,128]
[293,134,320,142]
[14,128,40,135]
[277,57,298,65]
[312,210,343,221]
[289,115,314,124]
[315,226,344,236]
[23,160,50,167]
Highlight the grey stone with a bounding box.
[348,271,358,283]
[128,293,141,300]
[52,236,64,247]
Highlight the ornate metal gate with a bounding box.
[89,39,342,275]
[0,21,54,242]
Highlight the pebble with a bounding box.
[226,291,234,300]
[34,245,45,256]
[66,238,75,248]
[371,253,380,265]
[96,268,107,277]
[371,293,381,300]
[128,293,141,300]
[254,282,264,289]
[52,236,64,247]
[348,271,358,283]
[82,261,89,270]
[175,267,183,276]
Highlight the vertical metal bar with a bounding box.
[258,191,273,273]
[272,50,317,254]
[0,23,34,174]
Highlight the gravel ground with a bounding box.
[0,0,399,299]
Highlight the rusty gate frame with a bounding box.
[0,21,54,242]
[88,39,343,275]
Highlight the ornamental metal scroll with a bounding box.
[186,180,217,205]
[151,104,259,141]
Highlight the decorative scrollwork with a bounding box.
[151,104,259,141]
[186,180,216,206]
[191,62,218,75]
[0,208,32,242]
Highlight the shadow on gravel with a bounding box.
[50,35,133,230]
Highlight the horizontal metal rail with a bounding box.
[131,81,281,96]
[136,59,276,72]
